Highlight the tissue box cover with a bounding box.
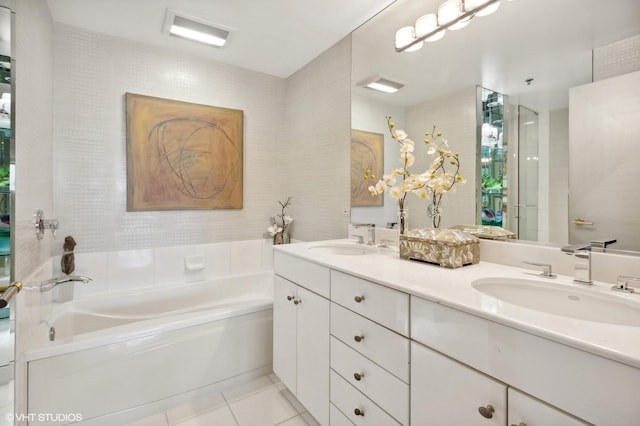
[399,228,479,268]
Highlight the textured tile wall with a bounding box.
[405,86,477,229]
[52,24,286,253]
[280,36,351,242]
[14,0,54,279]
[593,34,640,81]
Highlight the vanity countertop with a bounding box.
[274,239,640,369]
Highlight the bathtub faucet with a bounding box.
[40,275,93,292]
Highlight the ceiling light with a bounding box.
[438,0,470,30]
[415,14,445,42]
[358,76,405,94]
[395,26,423,52]
[465,0,501,16]
[395,0,511,53]
[163,9,231,48]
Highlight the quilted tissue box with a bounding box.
[399,228,480,268]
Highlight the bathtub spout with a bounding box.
[41,275,93,292]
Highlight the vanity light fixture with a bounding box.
[358,76,405,94]
[163,9,232,48]
[396,0,515,53]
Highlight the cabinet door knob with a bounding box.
[286,296,294,301]
[354,408,364,416]
[354,295,365,303]
[478,404,495,419]
[354,335,364,343]
[293,299,301,305]
[353,372,364,381]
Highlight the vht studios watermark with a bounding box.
[6,412,83,422]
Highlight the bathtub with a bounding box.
[23,271,274,425]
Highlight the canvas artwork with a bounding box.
[351,129,384,207]
[126,93,243,211]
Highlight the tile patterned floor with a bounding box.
[127,374,320,426]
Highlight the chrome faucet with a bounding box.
[41,275,92,292]
[561,239,616,285]
[351,223,376,245]
[561,244,592,285]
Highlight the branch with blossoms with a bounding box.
[363,117,465,229]
[267,196,293,241]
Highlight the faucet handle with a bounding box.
[590,238,617,252]
[612,275,640,294]
[522,261,556,278]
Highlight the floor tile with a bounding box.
[173,405,237,426]
[222,375,274,403]
[228,386,300,426]
[275,414,309,426]
[166,392,226,424]
[129,412,169,426]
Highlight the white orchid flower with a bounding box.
[283,215,293,224]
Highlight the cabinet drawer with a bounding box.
[330,370,401,426]
[274,251,330,298]
[330,270,409,336]
[331,337,409,425]
[330,403,355,426]
[331,303,409,382]
[508,388,589,426]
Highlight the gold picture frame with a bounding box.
[351,129,384,207]
[126,93,243,211]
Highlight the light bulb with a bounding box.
[395,26,423,52]
[438,0,470,30]
[415,14,445,42]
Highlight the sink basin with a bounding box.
[472,277,640,326]
[308,243,377,256]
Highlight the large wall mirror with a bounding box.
[351,0,640,250]
[0,2,10,420]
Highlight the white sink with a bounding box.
[308,243,377,256]
[472,277,640,326]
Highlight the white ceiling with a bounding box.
[45,0,396,78]
[352,0,640,111]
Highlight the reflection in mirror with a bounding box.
[0,4,10,421]
[351,0,640,250]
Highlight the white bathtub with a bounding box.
[24,272,274,426]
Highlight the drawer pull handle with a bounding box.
[354,335,364,343]
[510,423,527,426]
[293,299,301,305]
[354,295,365,303]
[354,408,365,416]
[353,372,364,381]
[478,404,494,419]
[286,296,294,301]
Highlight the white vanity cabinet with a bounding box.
[411,341,507,425]
[273,252,330,425]
[329,270,410,425]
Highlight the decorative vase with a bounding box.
[428,203,441,229]
[398,208,408,235]
[273,232,290,245]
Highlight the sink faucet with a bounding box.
[561,239,617,285]
[351,223,375,245]
[561,244,592,285]
[41,275,92,292]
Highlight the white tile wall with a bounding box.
[51,23,286,253]
[281,37,352,242]
[406,86,477,229]
[14,0,54,279]
[593,34,640,81]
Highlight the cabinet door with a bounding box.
[508,388,588,426]
[411,341,507,425]
[296,286,330,426]
[273,276,298,394]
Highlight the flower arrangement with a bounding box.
[364,116,465,231]
[268,196,293,244]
